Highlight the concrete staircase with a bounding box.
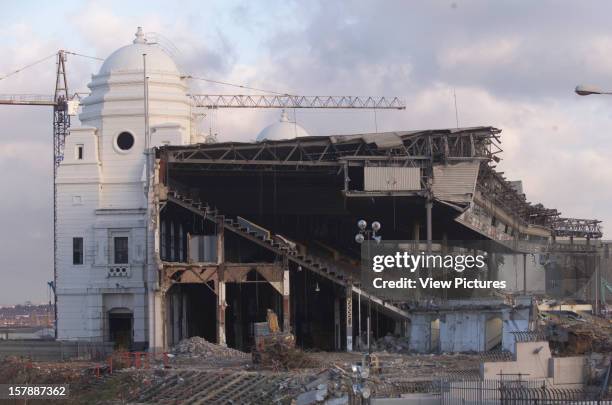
[166,189,356,288]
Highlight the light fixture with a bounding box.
[575,84,604,96]
[355,233,365,244]
[371,221,381,232]
[297,265,302,272]
[357,219,367,230]
[315,282,320,292]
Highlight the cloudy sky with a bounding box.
[1,0,611,305]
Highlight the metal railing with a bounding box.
[437,379,609,404]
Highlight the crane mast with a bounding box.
[52,50,69,337]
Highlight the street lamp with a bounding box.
[575,84,612,96]
[355,220,382,245]
[354,220,382,353]
[574,84,608,316]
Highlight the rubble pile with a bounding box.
[172,336,249,359]
[371,334,411,353]
[295,368,351,405]
[256,342,320,370]
[543,312,612,355]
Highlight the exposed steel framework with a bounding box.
[552,217,603,239]
[189,94,406,109]
[162,126,603,239]
[163,127,502,170]
[0,94,56,105]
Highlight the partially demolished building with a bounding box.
[153,130,607,354]
[55,29,607,354]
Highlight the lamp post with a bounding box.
[355,220,381,353]
[574,84,607,315]
[575,84,612,96]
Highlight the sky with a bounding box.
[1,0,611,305]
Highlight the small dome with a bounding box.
[99,27,180,75]
[256,110,310,141]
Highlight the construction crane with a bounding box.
[0,49,406,335]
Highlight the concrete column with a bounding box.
[523,253,527,294]
[343,162,349,192]
[216,220,225,264]
[346,286,353,352]
[216,220,226,346]
[283,267,290,332]
[357,289,361,350]
[334,297,340,350]
[217,271,226,346]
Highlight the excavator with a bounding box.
[251,309,296,364]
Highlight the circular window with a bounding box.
[116,132,135,151]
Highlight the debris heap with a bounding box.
[543,312,612,355]
[295,368,351,405]
[172,336,249,359]
[255,342,320,370]
[371,334,411,353]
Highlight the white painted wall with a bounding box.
[55,32,192,350]
[440,312,486,352]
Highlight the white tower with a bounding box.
[55,28,191,350]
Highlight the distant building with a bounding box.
[0,326,54,340]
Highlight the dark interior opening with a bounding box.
[108,311,133,350]
[167,283,217,345]
[226,270,283,351]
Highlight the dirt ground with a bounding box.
[0,348,486,404]
[0,356,151,404]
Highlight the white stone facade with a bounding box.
[55,28,191,350]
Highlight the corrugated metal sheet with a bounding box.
[364,167,421,191]
[432,161,479,203]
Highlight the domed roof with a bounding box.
[99,27,179,75]
[256,110,310,141]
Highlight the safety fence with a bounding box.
[91,351,171,377]
[439,379,611,404]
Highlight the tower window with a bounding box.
[116,132,135,151]
[114,237,129,264]
[76,144,84,160]
[73,237,84,265]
